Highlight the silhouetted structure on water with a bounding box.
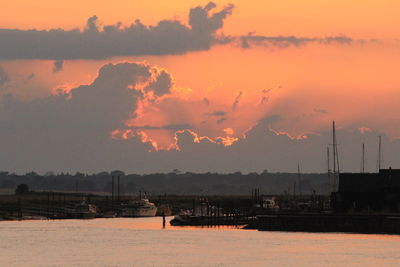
[332,168,400,213]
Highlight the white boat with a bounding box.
[120,198,157,217]
[261,196,279,210]
[70,200,97,219]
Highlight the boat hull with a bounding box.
[71,212,96,219]
[121,207,157,217]
[120,198,158,217]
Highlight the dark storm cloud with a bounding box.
[232,91,243,110]
[0,66,9,91]
[189,2,234,35]
[0,67,400,174]
[204,110,228,124]
[0,3,234,60]
[0,3,362,61]
[171,117,400,174]
[239,34,353,49]
[206,110,227,117]
[53,60,64,73]
[216,117,227,124]
[0,62,159,132]
[0,62,174,172]
[128,124,193,130]
[144,70,173,97]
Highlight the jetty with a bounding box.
[256,214,400,234]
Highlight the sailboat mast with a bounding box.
[331,120,341,191]
[297,163,301,195]
[327,146,331,191]
[332,121,336,176]
[332,121,338,190]
[378,135,382,171]
[327,146,331,174]
[361,143,365,173]
[335,134,340,176]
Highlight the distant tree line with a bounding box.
[0,170,331,195]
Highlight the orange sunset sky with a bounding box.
[1,1,400,173]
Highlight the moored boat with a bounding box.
[120,197,157,217]
[70,200,97,219]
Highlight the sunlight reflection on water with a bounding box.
[0,217,399,266]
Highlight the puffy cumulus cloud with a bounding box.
[152,118,400,174]
[0,62,174,171]
[0,60,284,172]
[1,61,399,174]
[144,70,173,97]
[0,2,371,61]
[65,62,151,130]
[189,2,234,37]
[124,86,278,149]
[0,2,234,60]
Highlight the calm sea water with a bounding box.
[0,217,399,266]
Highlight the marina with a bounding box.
[2,0,400,265]
[2,167,400,235]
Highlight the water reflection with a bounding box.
[76,217,244,231]
[1,217,399,266]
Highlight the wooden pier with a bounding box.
[256,213,400,234]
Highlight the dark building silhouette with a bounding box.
[332,168,400,212]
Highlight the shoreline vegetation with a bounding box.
[0,170,329,196]
[2,190,399,235]
[2,170,399,235]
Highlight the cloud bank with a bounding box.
[0,61,399,174]
[0,66,9,91]
[239,34,354,49]
[0,2,365,61]
[0,3,234,60]
[53,60,64,72]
